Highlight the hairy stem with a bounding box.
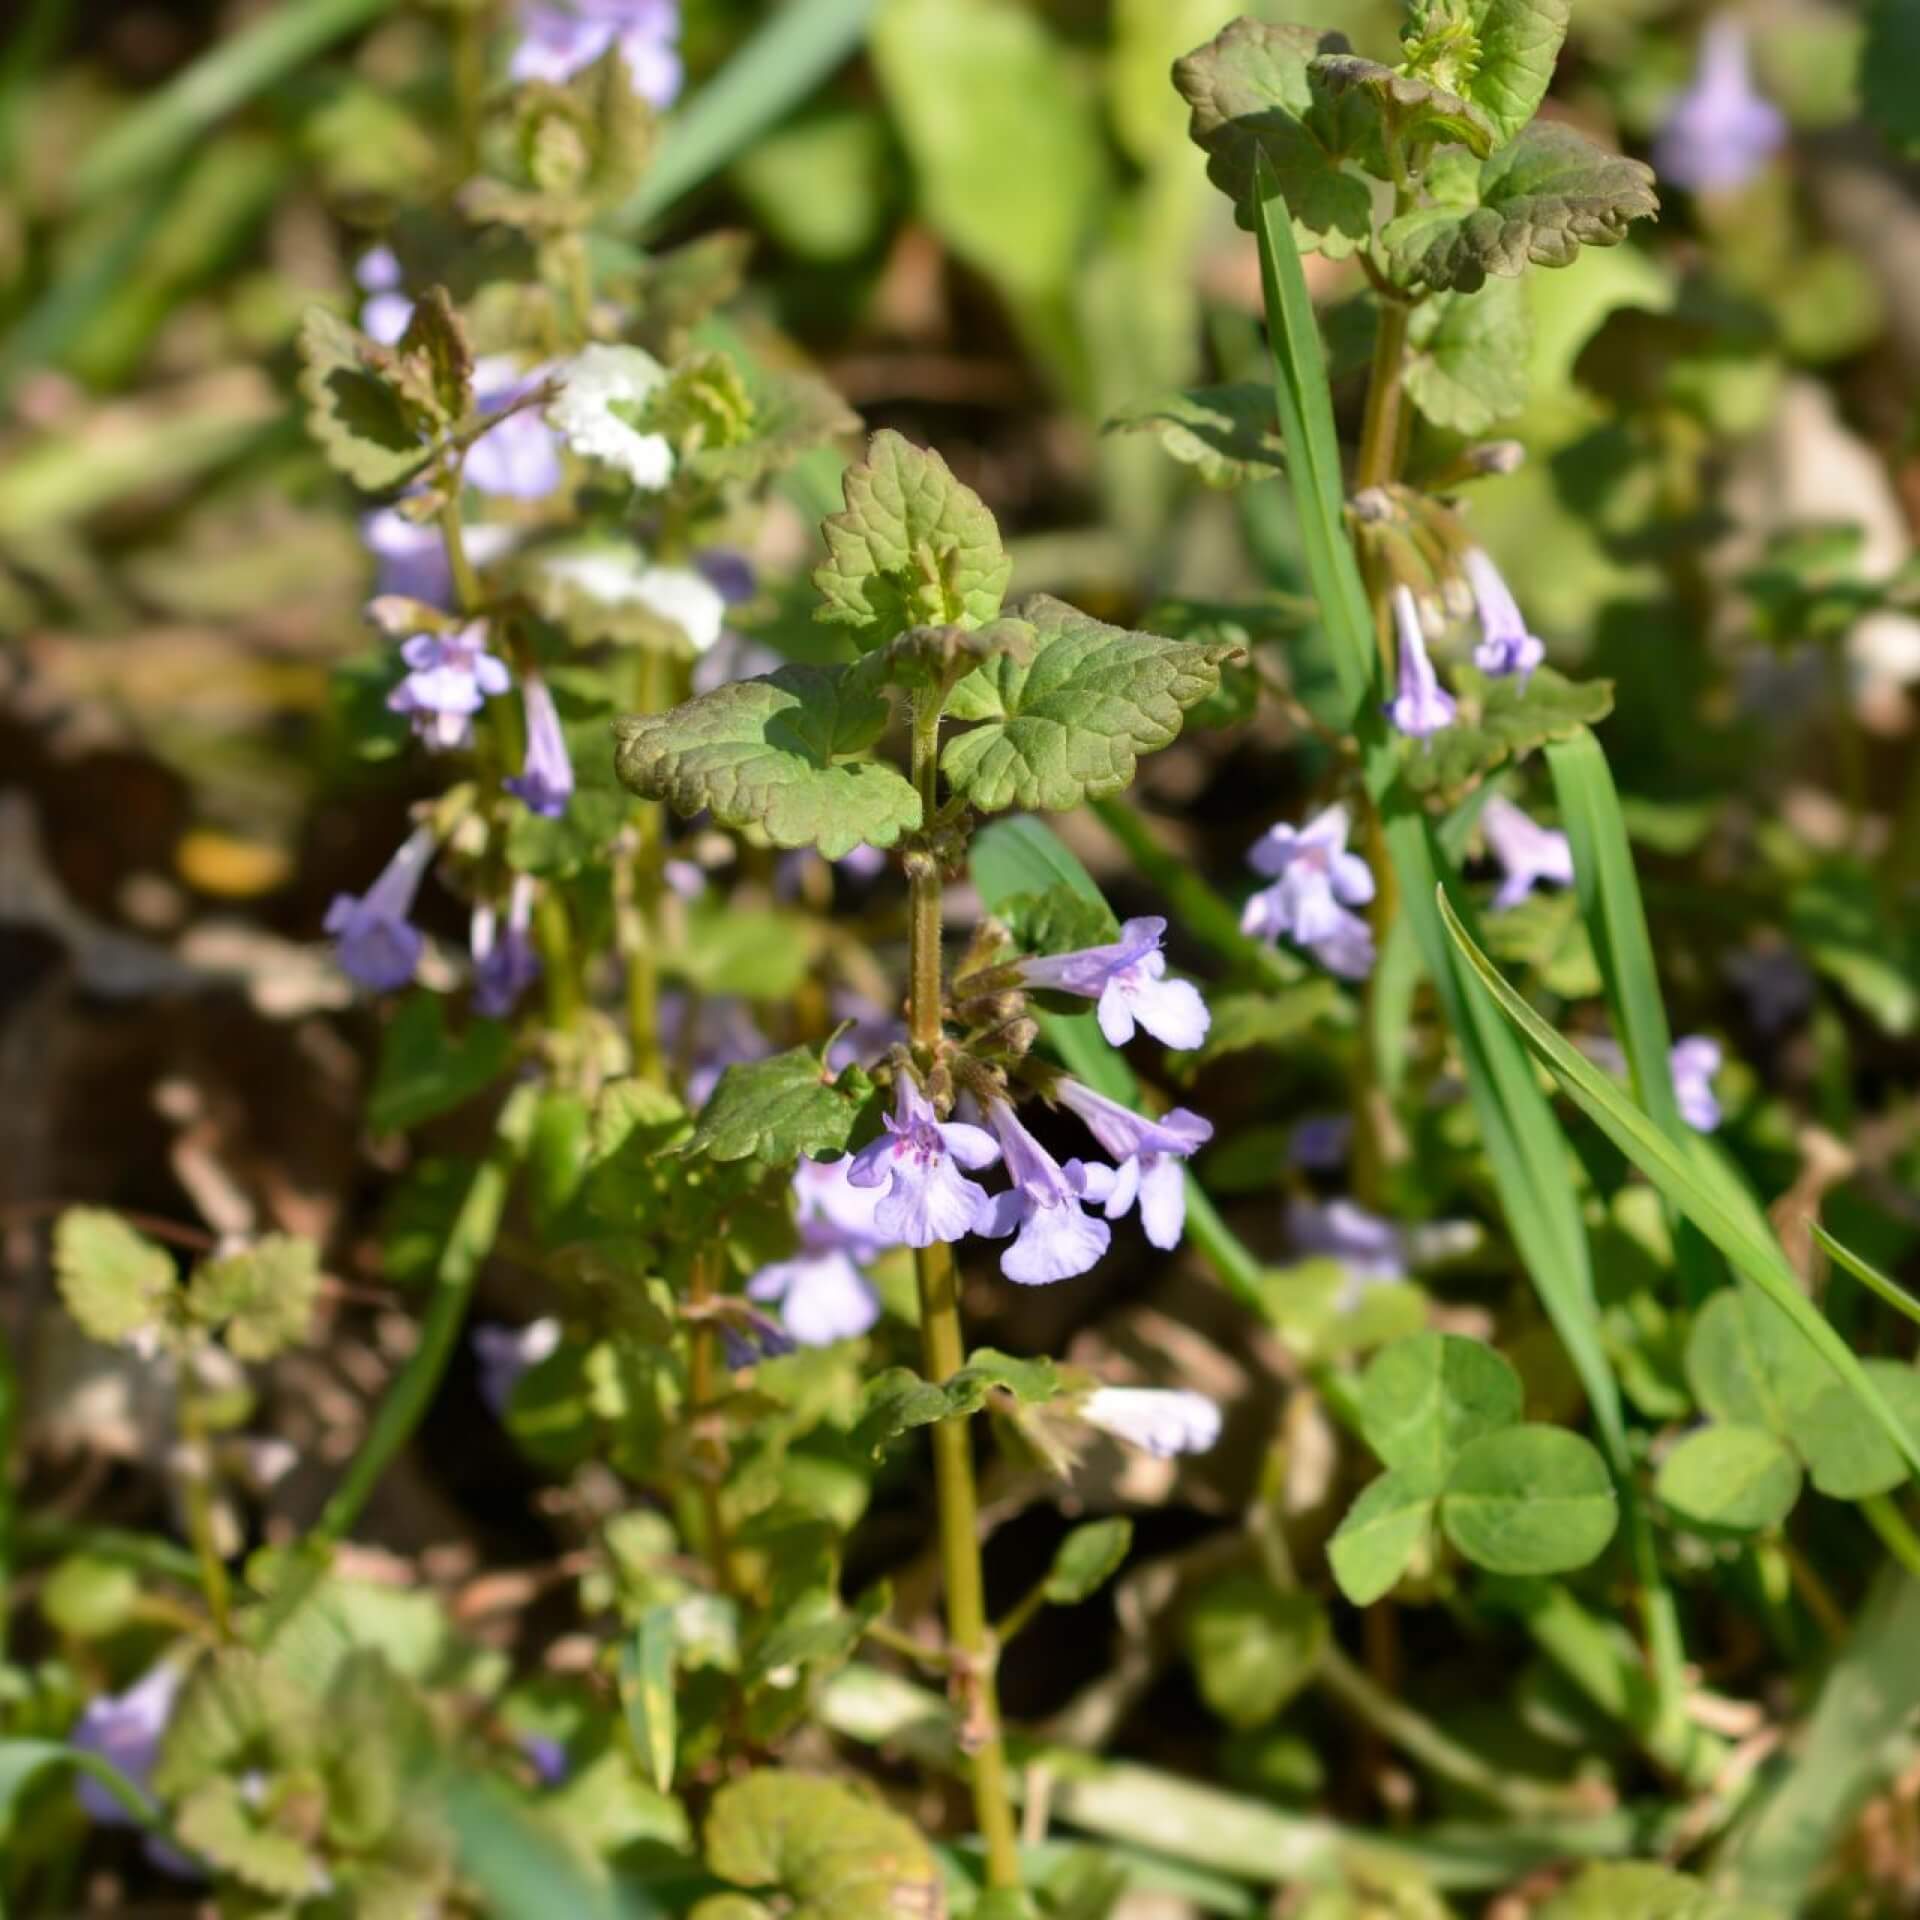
[907,697,1021,1890]
[438,482,482,617]
[686,1248,737,1598]
[177,1391,232,1640]
[1354,296,1410,495]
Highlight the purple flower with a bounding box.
[977,1102,1112,1285]
[1654,19,1786,194]
[791,1153,890,1254]
[1290,1197,1406,1308]
[1463,549,1545,682]
[1015,916,1209,1052]
[518,1732,570,1786]
[472,875,541,1017]
[387,620,511,751]
[505,676,574,817]
[1671,1035,1724,1132]
[473,1317,562,1416]
[1081,1387,1222,1458]
[846,1077,1000,1247]
[1480,794,1575,911]
[355,246,412,346]
[659,994,771,1108]
[324,825,436,992]
[748,1249,879,1347]
[697,548,757,607]
[1388,585,1457,739]
[720,1315,797,1370]
[1240,803,1376,980]
[362,508,513,607]
[1054,1079,1211,1251]
[71,1664,177,1825]
[509,0,684,105]
[465,359,564,501]
[1289,1113,1353,1169]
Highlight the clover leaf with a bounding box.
[814,429,1010,647]
[613,663,922,859]
[939,596,1237,814]
[1655,1424,1802,1534]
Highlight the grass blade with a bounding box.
[1811,1222,1920,1331]
[1245,161,1695,1755]
[1546,728,1720,1305]
[613,0,877,232]
[1435,886,1920,1486]
[69,0,392,208]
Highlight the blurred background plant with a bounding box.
[5,0,1920,1916]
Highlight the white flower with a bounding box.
[1081,1387,1222,1458]
[547,344,674,488]
[542,548,726,653]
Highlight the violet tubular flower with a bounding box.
[70,1663,199,1879]
[506,675,575,818]
[1671,1035,1725,1133]
[473,1317,563,1416]
[465,359,564,501]
[1014,915,1209,1051]
[325,825,436,992]
[1240,802,1377,980]
[846,1077,1000,1247]
[978,1102,1112,1285]
[747,1157,890,1347]
[1054,1079,1212,1251]
[1480,794,1575,910]
[388,620,511,752]
[1654,19,1786,194]
[1387,585,1457,739]
[355,245,412,346]
[1081,1387,1222,1459]
[509,0,684,105]
[1463,548,1545,682]
[472,875,541,1018]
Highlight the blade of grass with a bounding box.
[1246,157,1694,1763]
[613,0,877,233]
[1546,729,1719,1306]
[1717,1564,1920,1905]
[1811,1222,1920,1331]
[1436,886,1920,1486]
[69,0,392,208]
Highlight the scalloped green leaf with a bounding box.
[940,596,1236,813]
[1405,278,1533,433]
[853,1349,1061,1456]
[1174,17,1379,257]
[685,362,861,490]
[1383,122,1658,294]
[1328,1467,1440,1604]
[681,1047,872,1166]
[1309,54,1497,157]
[1540,1860,1779,1920]
[1655,1424,1802,1533]
[1444,0,1572,147]
[296,307,431,492]
[1103,382,1287,488]
[1358,1330,1523,1480]
[52,1207,175,1345]
[1440,1425,1618,1575]
[187,1234,322,1360]
[702,1769,939,1920]
[1401,666,1615,804]
[813,429,1010,646]
[174,1777,321,1899]
[613,663,922,859]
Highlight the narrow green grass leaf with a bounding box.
[1436,887,1920,1487]
[70,0,392,208]
[614,0,877,232]
[1811,1222,1920,1331]
[1246,163,1690,1744]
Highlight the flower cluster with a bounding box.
[1379,546,1550,743]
